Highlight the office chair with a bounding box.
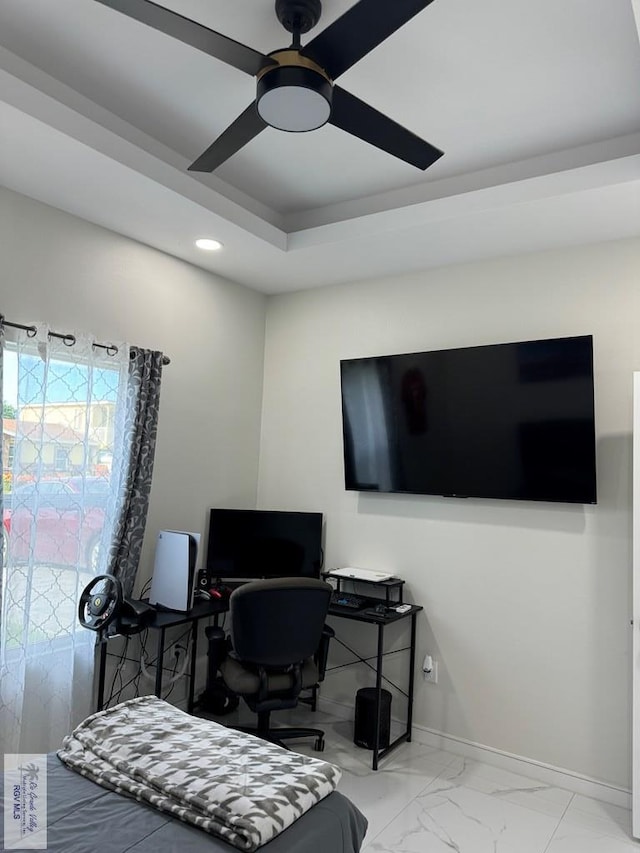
[219,576,332,751]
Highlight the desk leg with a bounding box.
[406,612,417,740]
[370,611,419,769]
[97,635,108,711]
[372,623,385,771]
[188,619,198,713]
[155,627,166,698]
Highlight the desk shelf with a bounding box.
[322,571,405,604]
[328,602,421,624]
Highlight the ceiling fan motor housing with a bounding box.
[275,0,322,34]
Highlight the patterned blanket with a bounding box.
[57,696,342,851]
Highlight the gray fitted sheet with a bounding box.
[0,754,368,853]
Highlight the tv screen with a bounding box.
[340,335,597,504]
[206,509,323,581]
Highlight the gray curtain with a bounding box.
[108,348,164,598]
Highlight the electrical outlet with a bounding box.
[424,660,438,684]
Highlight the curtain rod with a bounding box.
[0,315,170,366]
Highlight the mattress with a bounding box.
[0,753,368,853]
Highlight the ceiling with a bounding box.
[1,0,639,294]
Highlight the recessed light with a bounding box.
[195,238,223,251]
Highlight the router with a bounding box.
[329,567,395,583]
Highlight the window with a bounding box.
[1,340,126,648]
[1,325,162,755]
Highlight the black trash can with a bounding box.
[354,687,391,749]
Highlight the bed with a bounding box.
[1,697,367,853]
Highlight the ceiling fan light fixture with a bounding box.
[256,65,332,132]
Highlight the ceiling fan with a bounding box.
[95,0,444,173]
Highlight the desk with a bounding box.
[96,598,227,712]
[96,590,422,772]
[327,600,423,771]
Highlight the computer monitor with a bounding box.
[205,508,323,582]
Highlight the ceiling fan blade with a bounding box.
[188,103,266,172]
[329,86,443,170]
[95,0,273,76]
[301,0,436,81]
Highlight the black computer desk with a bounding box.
[327,600,423,771]
[96,590,422,772]
[96,597,227,713]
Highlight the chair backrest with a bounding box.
[229,577,332,667]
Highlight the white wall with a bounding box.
[0,186,267,585]
[258,237,640,790]
[4,184,637,790]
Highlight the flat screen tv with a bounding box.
[206,509,323,581]
[340,335,597,504]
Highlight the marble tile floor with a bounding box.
[205,703,637,852]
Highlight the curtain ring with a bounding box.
[92,342,119,357]
[62,334,76,347]
[27,326,37,338]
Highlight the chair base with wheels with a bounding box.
[237,712,325,753]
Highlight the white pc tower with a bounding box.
[149,530,200,611]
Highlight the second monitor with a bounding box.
[206,508,323,583]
